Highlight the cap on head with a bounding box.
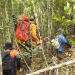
[30,15,35,21]
[3,42,14,50]
[58,28,64,35]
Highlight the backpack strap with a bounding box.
[28,22,31,39]
[1,50,12,59]
[9,50,12,52]
[20,20,29,35]
[22,20,24,35]
[56,35,61,45]
[20,20,31,39]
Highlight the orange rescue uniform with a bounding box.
[5,49,19,60]
[30,23,40,44]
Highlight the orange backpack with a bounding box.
[15,14,29,42]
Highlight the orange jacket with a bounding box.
[30,23,40,44]
[5,49,20,70]
[5,49,19,60]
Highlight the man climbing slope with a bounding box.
[29,15,41,45]
[55,28,73,59]
[1,42,22,75]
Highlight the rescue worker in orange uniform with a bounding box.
[3,42,22,75]
[12,14,42,68]
[12,14,41,46]
[24,15,41,68]
[30,15,40,45]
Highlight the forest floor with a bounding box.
[16,34,75,75]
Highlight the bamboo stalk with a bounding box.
[26,59,75,75]
[5,0,11,42]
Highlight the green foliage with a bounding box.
[73,19,75,23]
[53,16,66,26]
[22,52,30,57]
[65,52,71,57]
[70,40,75,46]
[61,68,66,73]
[71,64,75,68]
[34,57,42,62]
[41,62,46,67]
[68,1,74,7]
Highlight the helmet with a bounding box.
[30,15,35,21]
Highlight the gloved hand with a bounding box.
[71,45,74,48]
[36,40,43,45]
[40,40,43,44]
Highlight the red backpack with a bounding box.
[15,14,29,42]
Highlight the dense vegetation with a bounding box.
[0,0,75,75]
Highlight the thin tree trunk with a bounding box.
[60,2,64,18]
[47,0,51,36]
[0,48,3,75]
[0,0,3,75]
[5,0,11,42]
[12,0,14,15]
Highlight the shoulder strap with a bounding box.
[28,22,31,38]
[9,50,12,52]
[20,20,30,35]
[22,20,24,35]
[1,50,11,59]
[56,35,60,39]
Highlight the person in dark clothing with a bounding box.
[2,42,22,75]
[55,28,73,59]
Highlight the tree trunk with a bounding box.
[0,0,3,75]
[5,0,11,42]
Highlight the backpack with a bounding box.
[1,51,12,73]
[51,37,60,49]
[15,14,30,42]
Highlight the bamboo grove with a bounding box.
[0,0,75,75]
